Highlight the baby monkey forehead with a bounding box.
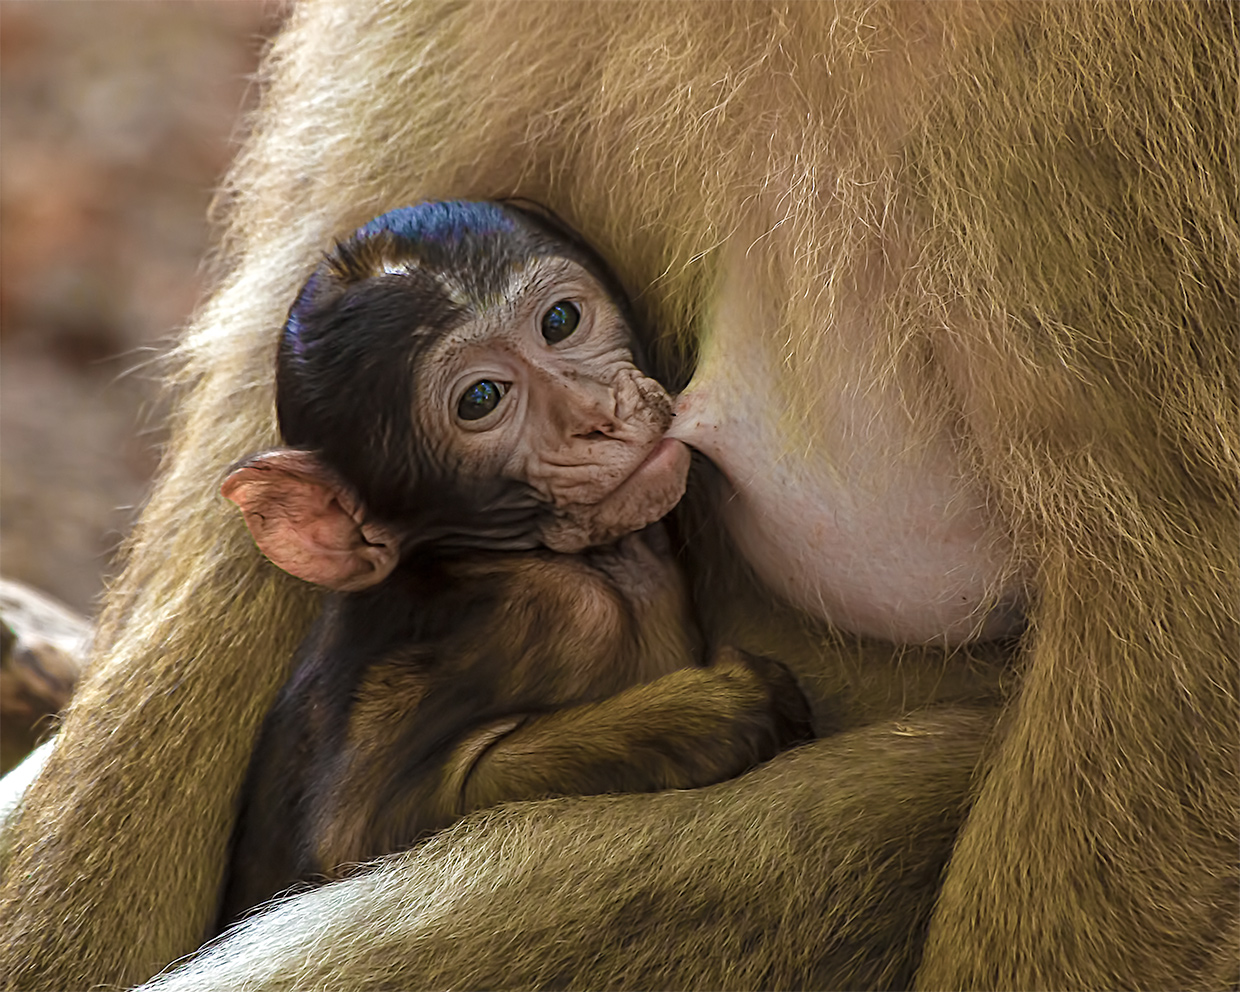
[363,240,591,311]
[429,254,603,349]
[468,253,598,316]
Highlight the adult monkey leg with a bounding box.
[1,2,1236,990]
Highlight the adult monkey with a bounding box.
[1,1,1236,990]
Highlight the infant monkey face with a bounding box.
[419,254,691,551]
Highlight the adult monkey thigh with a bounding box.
[1,4,1237,992]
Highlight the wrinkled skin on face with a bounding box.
[418,255,692,554]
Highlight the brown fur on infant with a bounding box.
[218,201,812,926]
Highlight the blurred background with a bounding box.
[1,1,287,766]
[1,0,286,613]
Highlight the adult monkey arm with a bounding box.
[0,3,1237,992]
[144,712,992,992]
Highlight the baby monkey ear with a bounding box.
[220,449,400,591]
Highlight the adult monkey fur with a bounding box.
[219,200,811,924]
[0,1,1236,989]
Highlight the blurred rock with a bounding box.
[0,578,91,773]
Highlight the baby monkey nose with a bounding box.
[543,371,622,439]
[571,399,621,440]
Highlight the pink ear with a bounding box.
[220,450,400,591]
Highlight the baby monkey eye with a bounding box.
[540,300,580,343]
[457,379,504,421]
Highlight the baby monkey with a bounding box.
[220,201,811,925]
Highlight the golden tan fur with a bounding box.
[0,2,1237,989]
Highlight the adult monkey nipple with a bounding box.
[668,253,1025,646]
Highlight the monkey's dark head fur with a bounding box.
[276,200,640,549]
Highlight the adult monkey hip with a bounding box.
[1,3,1236,992]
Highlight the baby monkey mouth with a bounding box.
[540,437,692,553]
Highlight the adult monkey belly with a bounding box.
[1,4,1236,992]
